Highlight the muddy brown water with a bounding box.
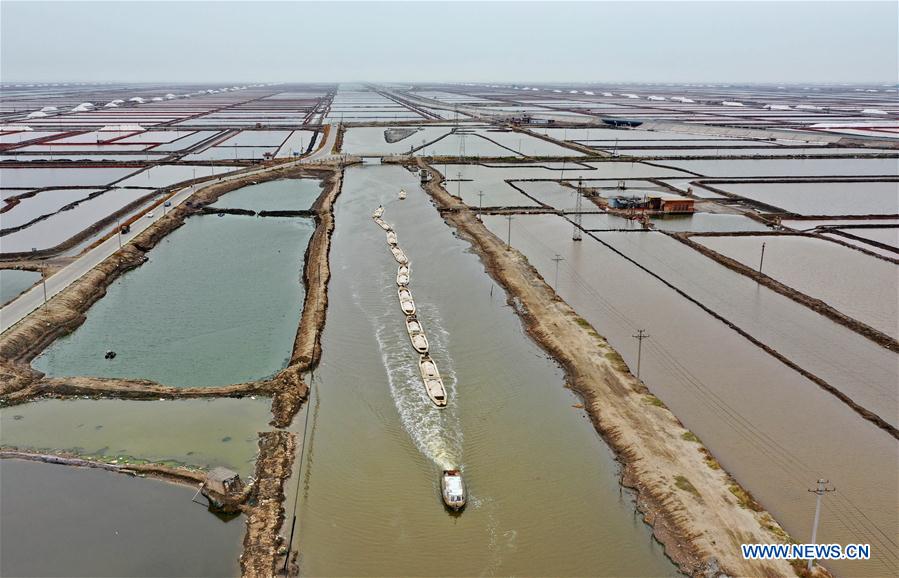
[0,458,244,577]
[482,213,899,578]
[591,231,898,427]
[696,234,898,339]
[289,165,678,576]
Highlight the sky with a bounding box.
[2,1,897,83]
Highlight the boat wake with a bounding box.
[356,273,463,470]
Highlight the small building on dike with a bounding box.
[607,191,695,214]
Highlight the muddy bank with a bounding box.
[674,232,899,354]
[2,375,271,407]
[195,207,316,218]
[0,449,207,487]
[261,169,343,429]
[240,431,296,578]
[420,160,811,577]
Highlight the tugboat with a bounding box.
[399,189,407,200]
[441,469,466,510]
[372,205,384,219]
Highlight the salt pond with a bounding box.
[34,214,313,386]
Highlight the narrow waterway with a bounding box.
[482,213,899,577]
[291,165,678,576]
[1,459,244,577]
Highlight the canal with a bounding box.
[290,165,678,576]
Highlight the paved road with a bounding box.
[302,123,339,162]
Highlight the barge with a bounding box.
[405,314,429,354]
[419,354,447,408]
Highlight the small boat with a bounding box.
[396,264,410,286]
[441,469,466,510]
[419,354,447,408]
[372,205,384,219]
[391,246,408,264]
[405,314,429,354]
[398,287,416,315]
[399,189,407,200]
[386,231,398,246]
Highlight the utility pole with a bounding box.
[552,254,564,289]
[505,215,514,249]
[632,329,649,379]
[478,190,485,221]
[758,242,766,275]
[116,217,122,249]
[41,261,48,306]
[572,178,583,241]
[457,171,462,198]
[807,479,836,572]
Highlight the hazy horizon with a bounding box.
[2,1,898,84]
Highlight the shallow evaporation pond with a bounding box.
[0,397,271,475]
[342,126,453,155]
[33,214,313,386]
[211,178,323,211]
[293,164,677,576]
[480,213,899,578]
[718,181,899,216]
[574,212,772,233]
[1,268,40,305]
[0,459,243,578]
[695,234,898,339]
[589,231,898,425]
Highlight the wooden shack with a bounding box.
[204,467,244,496]
[201,467,245,513]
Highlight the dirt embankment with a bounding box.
[240,431,296,578]
[0,449,207,487]
[420,160,819,578]
[268,169,343,428]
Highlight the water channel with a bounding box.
[291,164,678,576]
